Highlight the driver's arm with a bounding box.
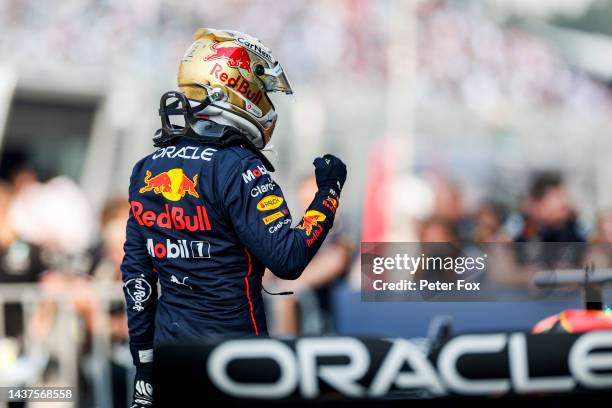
[222,151,346,279]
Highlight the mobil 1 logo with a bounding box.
[147,239,211,260]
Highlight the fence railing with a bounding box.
[0,281,326,407]
[0,282,129,408]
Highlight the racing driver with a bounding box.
[121,28,347,407]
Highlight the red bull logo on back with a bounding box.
[140,169,199,201]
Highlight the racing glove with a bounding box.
[131,364,154,407]
[313,154,347,196]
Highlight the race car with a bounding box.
[532,263,612,333]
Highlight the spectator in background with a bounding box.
[432,182,462,223]
[514,172,584,242]
[85,197,131,408]
[0,181,47,408]
[431,182,472,241]
[9,167,38,195]
[8,172,95,254]
[0,181,46,339]
[591,209,612,244]
[28,197,131,407]
[270,175,353,335]
[89,197,130,282]
[419,216,458,243]
[67,197,130,336]
[28,195,128,342]
[417,217,461,285]
[472,202,507,243]
[489,173,584,288]
[586,209,612,269]
[74,196,129,344]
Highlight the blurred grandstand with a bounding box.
[1,0,612,406]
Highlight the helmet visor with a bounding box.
[257,62,293,95]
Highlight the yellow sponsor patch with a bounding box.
[257,195,284,211]
[262,210,286,225]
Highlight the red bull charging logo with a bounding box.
[205,41,252,72]
[297,210,326,236]
[139,169,199,202]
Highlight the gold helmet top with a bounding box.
[178,28,292,148]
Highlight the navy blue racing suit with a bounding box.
[121,136,341,365]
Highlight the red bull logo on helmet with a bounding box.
[139,169,199,202]
[205,40,252,72]
[210,63,263,105]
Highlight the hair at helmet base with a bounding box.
[177,28,292,149]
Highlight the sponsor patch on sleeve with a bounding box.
[296,210,326,236]
[257,195,284,211]
[262,210,287,225]
[322,196,338,214]
[242,165,269,184]
[250,177,276,197]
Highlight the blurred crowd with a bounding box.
[0,169,131,406]
[416,1,612,118]
[2,0,608,115]
[0,0,611,406]
[0,0,387,82]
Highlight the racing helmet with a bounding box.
[176,28,293,149]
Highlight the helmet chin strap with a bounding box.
[190,99,267,150]
[155,90,276,171]
[156,91,211,143]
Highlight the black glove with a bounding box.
[313,154,347,196]
[131,364,154,408]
